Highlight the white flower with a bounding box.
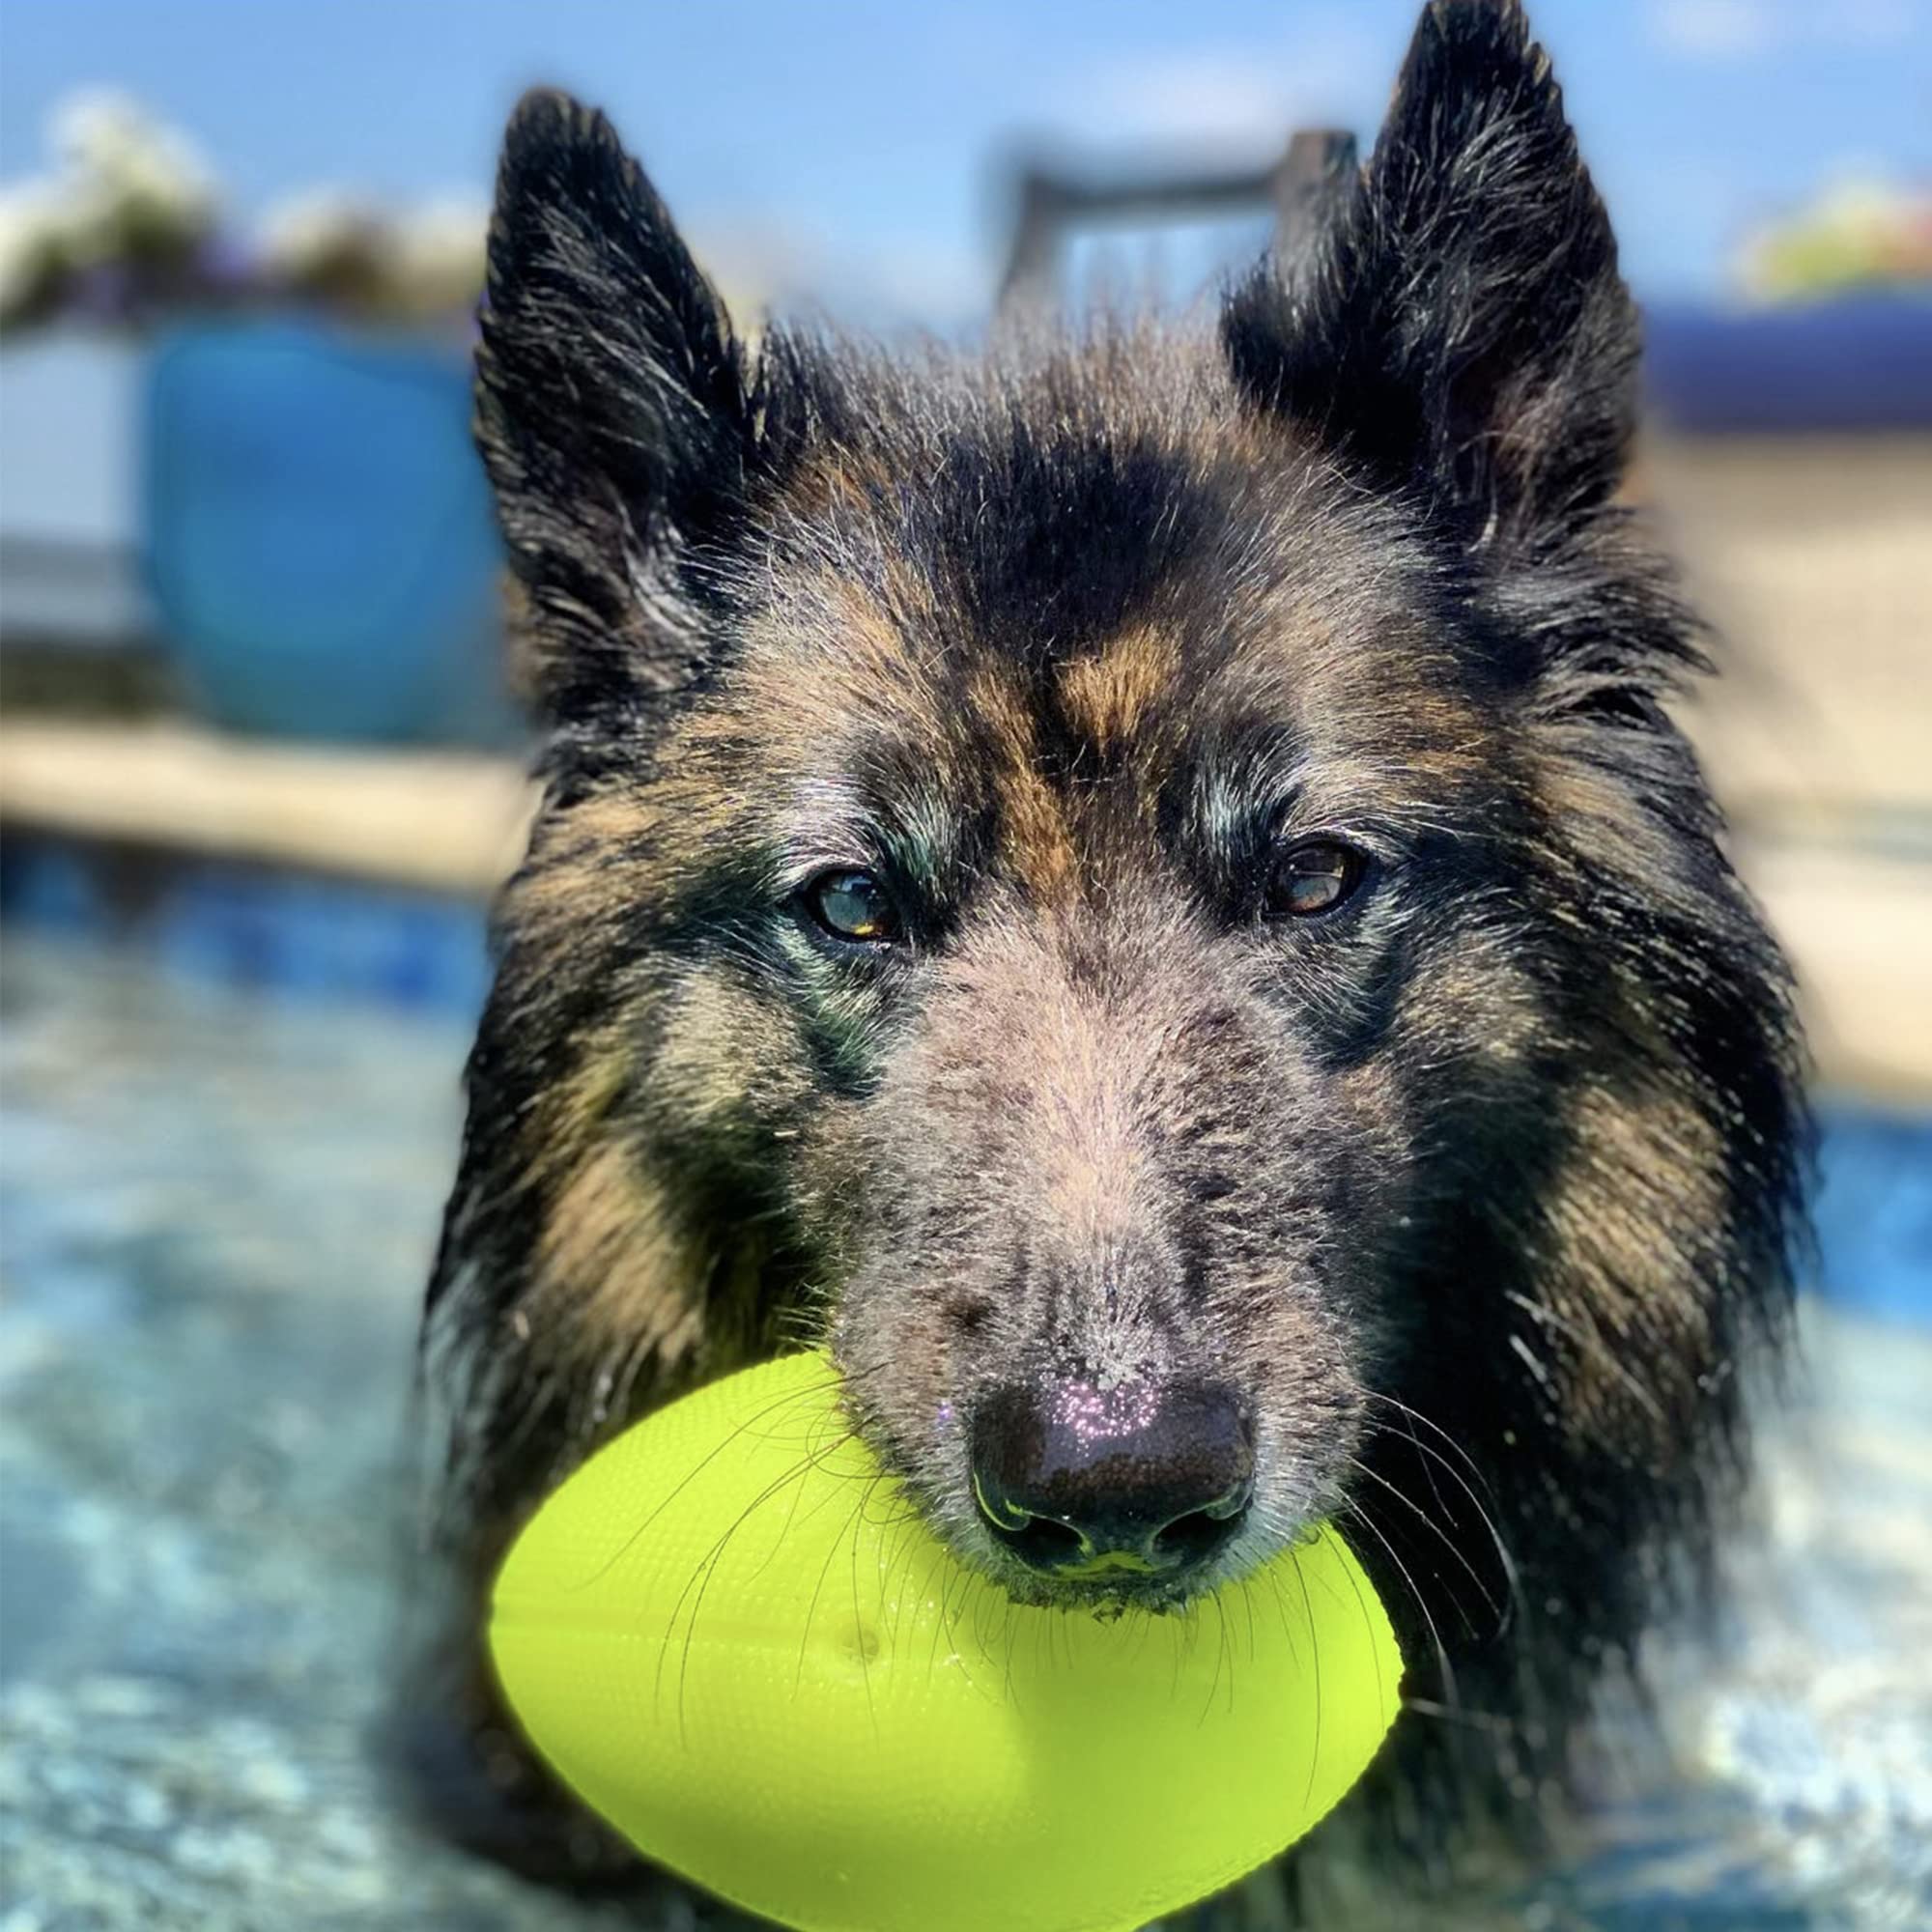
[51,87,218,235]
[0,88,224,273]
[0,179,69,319]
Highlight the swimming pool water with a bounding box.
[1,930,1926,1930]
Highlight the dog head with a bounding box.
[444,1,1803,1660]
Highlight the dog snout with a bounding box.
[969,1375,1254,1582]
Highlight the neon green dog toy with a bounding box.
[489,1351,1401,1932]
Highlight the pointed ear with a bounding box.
[475,90,755,721]
[1223,1,1637,546]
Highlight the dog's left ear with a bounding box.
[1224,0,1636,547]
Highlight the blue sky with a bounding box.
[4,0,1929,323]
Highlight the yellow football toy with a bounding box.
[489,1350,1401,1932]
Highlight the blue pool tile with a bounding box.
[0,833,491,1021]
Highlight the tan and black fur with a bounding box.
[407,1,1808,1908]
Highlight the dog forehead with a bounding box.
[732,502,1477,796]
[712,362,1496,862]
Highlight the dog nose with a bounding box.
[970,1377,1254,1580]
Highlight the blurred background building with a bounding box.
[1,4,1927,1929]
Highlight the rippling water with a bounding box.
[2,932,1926,1930]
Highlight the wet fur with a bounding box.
[409,0,1808,1906]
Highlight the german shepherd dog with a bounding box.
[411,0,1807,1909]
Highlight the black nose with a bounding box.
[970,1377,1254,1580]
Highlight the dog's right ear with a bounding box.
[475,90,757,724]
[1222,2,1637,554]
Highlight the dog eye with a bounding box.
[803,868,900,943]
[1264,839,1367,920]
